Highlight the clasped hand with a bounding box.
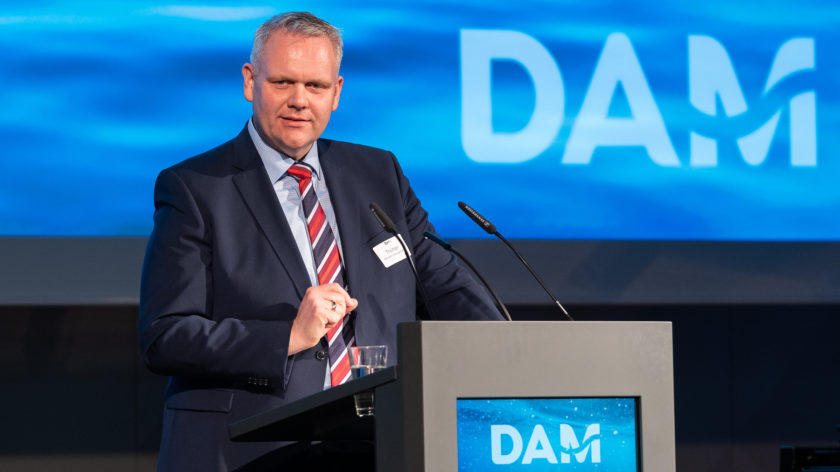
[288,283,358,355]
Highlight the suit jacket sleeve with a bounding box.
[139,168,294,382]
[389,154,504,321]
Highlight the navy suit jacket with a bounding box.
[139,125,502,470]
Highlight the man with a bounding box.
[139,12,502,471]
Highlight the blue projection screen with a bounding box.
[1,1,838,240]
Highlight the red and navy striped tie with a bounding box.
[287,163,355,386]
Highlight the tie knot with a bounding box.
[287,163,312,182]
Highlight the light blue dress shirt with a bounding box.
[247,119,345,287]
[247,118,345,389]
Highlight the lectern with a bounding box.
[230,321,676,471]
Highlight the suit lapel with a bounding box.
[319,140,364,298]
[230,128,310,299]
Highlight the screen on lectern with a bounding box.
[456,397,640,471]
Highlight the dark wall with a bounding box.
[1,306,163,471]
[1,304,838,471]
[518,304,840,471]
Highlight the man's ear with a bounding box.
[331,75,344,111]
[242,63,255,102]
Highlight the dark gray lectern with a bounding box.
[230,321,676,471]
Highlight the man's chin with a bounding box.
[271,138,314,159]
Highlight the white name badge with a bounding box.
[372,236,410,268]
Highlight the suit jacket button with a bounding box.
[315,350,327,361]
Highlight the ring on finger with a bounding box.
[331,300,337,312]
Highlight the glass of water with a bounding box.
[348,345,388,417]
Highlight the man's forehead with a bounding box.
[266,32,334,57]
[260,31,338,73]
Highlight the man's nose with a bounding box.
[287,84,307,109]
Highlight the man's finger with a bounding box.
[326,298,345,316]
[323,307,344,326]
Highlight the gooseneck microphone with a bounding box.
[369,202,396,232]
[423,230,512,321]
[369,202,436,320]
[457,201,574,321]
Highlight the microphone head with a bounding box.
[458,201,496,234]
[369,202,396,232]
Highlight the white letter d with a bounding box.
[461,30,564,163]
[491,424,523,464]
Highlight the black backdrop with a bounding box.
[1,303,838,472]
[1,236,839,470]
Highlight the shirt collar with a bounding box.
[247,117,322,184]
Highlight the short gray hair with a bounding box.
[250,12,343,72]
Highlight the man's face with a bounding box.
[242,31,343,159]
